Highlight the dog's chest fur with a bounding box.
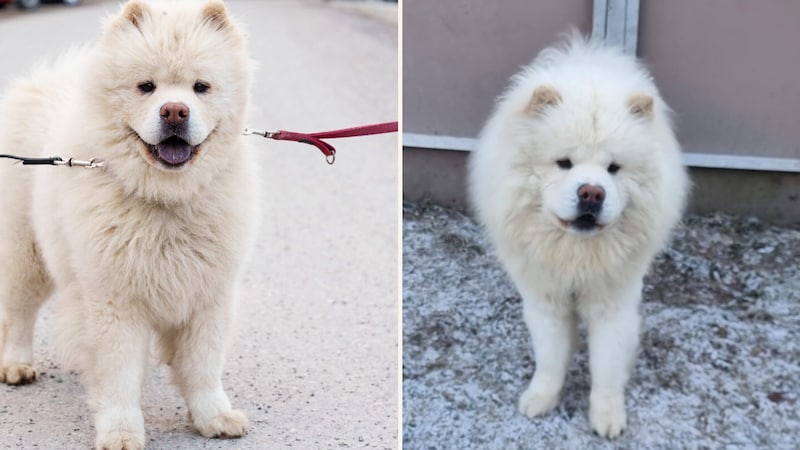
[31,165,253,327]
[93,197,242,323]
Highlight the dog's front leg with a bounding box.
[166,298,249,439]
[585,280,643,439]
[518,296,577,418]
[85,307,149,450]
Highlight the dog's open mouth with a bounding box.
[559,214,604,232]
[146,136,198,168]
[573,214,598,230]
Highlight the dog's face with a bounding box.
[543,159,625,234]
[87,0,253,200]
[103,0,251,172]
[128,76,215,171]
[518,86,658,236]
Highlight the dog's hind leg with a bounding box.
[0,231,52,385]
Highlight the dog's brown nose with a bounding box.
[577,184,605,204]
[160,102,189,126]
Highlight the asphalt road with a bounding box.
[0,1,398,449]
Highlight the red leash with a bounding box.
[243,121,398,165]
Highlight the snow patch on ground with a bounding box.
[403,201,800,449]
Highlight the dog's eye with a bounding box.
[193,82,210,94]
[556,158,573,170]
[137,81,156,94]
[607,163,621,174]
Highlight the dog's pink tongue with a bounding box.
[156,140,193,165]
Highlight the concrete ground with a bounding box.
[0,1,398,449]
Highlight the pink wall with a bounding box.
[640,0,800,159]
[403,0,592,137]
[404,1,800,160]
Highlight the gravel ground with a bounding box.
[402,200,800,449]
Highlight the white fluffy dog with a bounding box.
[0,1,257,448]
[469,35,689,438]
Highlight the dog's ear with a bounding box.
[526,85,562,115]
[628,93,654,118]
[121,0,149,30]
[105,0,150,33]
[202,0,232,31]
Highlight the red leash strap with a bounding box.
[243,121,398,165]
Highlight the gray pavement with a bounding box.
[0,1,398,448]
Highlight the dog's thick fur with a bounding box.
[0,1,257,448]
[469,35,689,438]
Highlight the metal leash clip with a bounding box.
[53,157,106,169]
[242,128,278,139]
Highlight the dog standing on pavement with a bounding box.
[0,1,258,448]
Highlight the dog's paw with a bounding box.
[0,364,38,385]
[94,431,145,450]
[196,409,250,439]
[589,393,626,438]
[518,385,560,418]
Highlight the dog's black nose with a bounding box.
[577,184,604,215]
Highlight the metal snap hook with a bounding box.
[56,158,105,168]
[243,128,277,139]
[88,158,106,168]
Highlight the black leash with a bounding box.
[0,154,104,168]
[0,154,61,165]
